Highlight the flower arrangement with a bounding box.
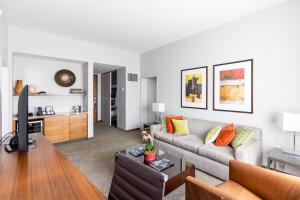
[142,131,156,162]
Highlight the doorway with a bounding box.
[93,63,126,130]
[140,77,157,128]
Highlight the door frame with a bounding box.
[140,76,158,129]
[93,74,98,123]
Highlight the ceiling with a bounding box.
[1,0,287,53]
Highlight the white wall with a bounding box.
[0,67,8,137]
[0,9,7,66]
[0,9,8,137]
[140,77,157,127]
[12,54,84,114]
[141,0,300,164]
[7,25,140,137]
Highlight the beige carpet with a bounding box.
[55,123,222,199]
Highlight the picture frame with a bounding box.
[181,66,208,109]
[213,59,253,113]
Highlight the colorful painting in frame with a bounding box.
[181,66,207,109]
[213,59,253,113]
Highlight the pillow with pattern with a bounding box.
[161,116,167,132]
[231,126,252,150]
[205,126,222,144]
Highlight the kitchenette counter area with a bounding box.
[12,111,88,120]
[12,112,88,144]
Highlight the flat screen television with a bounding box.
[4,85,35,153]
[18,85,29,152]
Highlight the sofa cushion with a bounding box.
[198,143,235,165]
[215,124,235,147]
[231,126,252,150]
[172,119,190,136]
[205,126,222,144]
[217,180,262,200]
[154,131,178,144]
[172,135,204,154]
[166,116,184,133]
[160,116,167,132]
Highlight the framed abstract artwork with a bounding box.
[213,59,253,113]
[181,66,208,109]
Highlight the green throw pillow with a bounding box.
[205,126,222,144]
[161,116,167,132]
[231,127,252,149]
[172,119,190,135]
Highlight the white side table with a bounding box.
[267,148,300,174]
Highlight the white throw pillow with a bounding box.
[205,126,222,144]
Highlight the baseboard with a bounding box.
[125,128,140,132]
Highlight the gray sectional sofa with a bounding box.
[150,118,262,180]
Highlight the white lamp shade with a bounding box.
[152,103,165,112]
[277,112,300,132]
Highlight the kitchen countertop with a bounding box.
[13,111,88,120]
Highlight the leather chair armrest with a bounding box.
[186,176,234,200]
[235,138,262,165]
[229,160,300,200]
[150,124,161,137]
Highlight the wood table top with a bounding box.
[0,134,106,200]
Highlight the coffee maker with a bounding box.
[72,105,82,114]
[37,107,44,116]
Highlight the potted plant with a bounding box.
[142,131,156,162]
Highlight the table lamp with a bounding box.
[277,112,300,156]
[152,103,165,123]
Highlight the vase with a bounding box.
[144,152,157,162]
[15,80,23,95]
[29,84,37,95]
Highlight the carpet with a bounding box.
[55,123,222,199]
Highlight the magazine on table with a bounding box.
[129,146,144,157]
[150,158,174,172]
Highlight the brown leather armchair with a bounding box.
[109,153,165,200]
[186,160,300,200]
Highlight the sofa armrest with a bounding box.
[186,176,234,200]
[235,138,262,165]
[150,124,161,137]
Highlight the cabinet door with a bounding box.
[44,116,69,143]
[70,113,87,140]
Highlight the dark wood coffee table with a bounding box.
[117,146,195,195]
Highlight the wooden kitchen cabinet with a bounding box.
[69,113,88,140]
[44,115,70,143]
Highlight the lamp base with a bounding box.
[281,149,300,157]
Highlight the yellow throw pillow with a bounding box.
[172,119,190,136]
[205,126,222,144]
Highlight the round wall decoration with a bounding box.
[55,69,76,87]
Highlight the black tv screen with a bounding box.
[18,85,28,152]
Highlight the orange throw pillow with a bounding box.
[166,116,184,133]
[215,124,235,147]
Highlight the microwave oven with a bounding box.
[17,119,43,134]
